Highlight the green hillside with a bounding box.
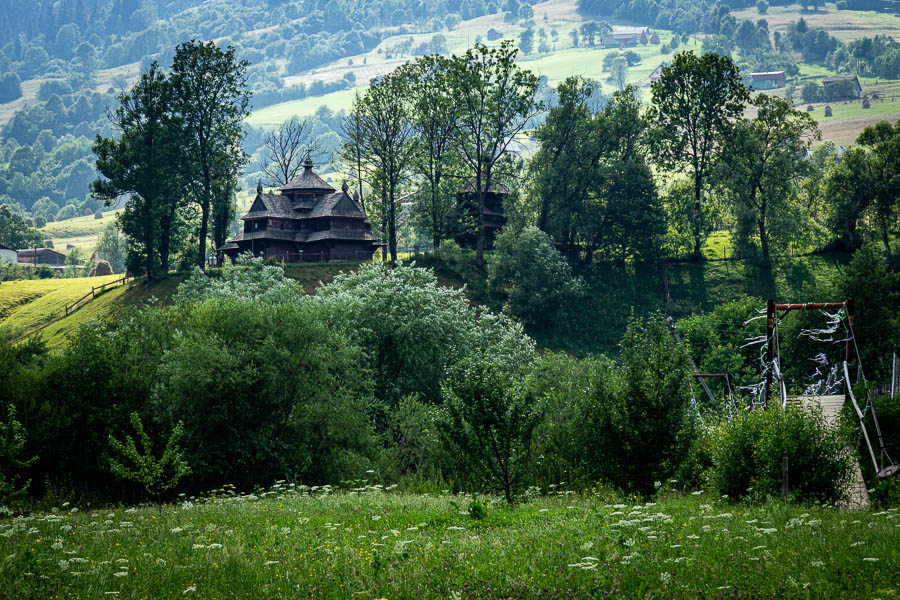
[0,274,124,341]
[37,210,122,255]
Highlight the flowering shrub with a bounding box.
[710,405,854,502]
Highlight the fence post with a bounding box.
[782,456,789,498]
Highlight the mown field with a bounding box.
[0,486,897,599]
[37,210,122,255]
[732,2,900,41]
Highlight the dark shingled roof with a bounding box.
[242,192,297,220]
[307,192,368,220]
[281,157,335,193]
[304,229,380,243]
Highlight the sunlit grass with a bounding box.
[1,485,897,599]
[0,275,123,340]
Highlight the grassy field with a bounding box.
[732,2,900,42]
[1,486,897,599]
[0,273,189,349]
[0,275,124,341]
[38,211,122,256]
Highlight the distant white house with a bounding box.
[0,243,16,263]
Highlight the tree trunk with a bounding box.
[758,217,770,268]
[692,176,703,259]
[882,220,893,260]
[476,188,486,268]
[432,170,441,250]
[197,198,210,270]
[144,198,155,282]
[159,205,173,274]
[388,179,397,265]
[756,187,771,268]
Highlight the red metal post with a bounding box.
[765,298,776,408]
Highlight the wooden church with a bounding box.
[220,157,381,263]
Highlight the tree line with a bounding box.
[340,44,897,271]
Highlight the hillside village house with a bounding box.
[601,26,650,48]
[0,243,16,263]
[220,157,380,263]
[649,62,670,83]
[17,247,65,266]
[823,75,862,99]
[750,71,785,90]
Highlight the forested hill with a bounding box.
[0,0,508,223]
[0,0,491,70]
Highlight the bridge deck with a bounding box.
[793,395,868,509]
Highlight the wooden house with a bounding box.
[16,247,66,265]
[823,75,862,99]
[649,62,670,83]
[220,157,381,263]
[454,180,509,250]
[601,27,650,48]
[750,71,785,90]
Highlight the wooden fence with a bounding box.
[65,275,130,316]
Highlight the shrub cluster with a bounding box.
[0,258,874,508]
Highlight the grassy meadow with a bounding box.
[732,2,900,42]
[1,485,897,599]
[0,275,124,341]
[37,211,122,256]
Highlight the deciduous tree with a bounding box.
[170,41,250,269]
[724,94,820,265]
[92,62,185,280]
[647,51,749,258]
[343,73,416,263]
[446,41,542,266]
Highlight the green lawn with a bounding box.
[2,486,897,599]
[808,98,900,120]
[0,273,188,349]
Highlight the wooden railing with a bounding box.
[65,275,130,316]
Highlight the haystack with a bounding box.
[90,260,114,277]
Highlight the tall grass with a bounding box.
[1,486,897,599]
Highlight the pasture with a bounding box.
[732,3,900,42]
[39,211,122,256]
[0,275,124,341]
[0,486,897,599]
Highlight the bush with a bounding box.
[0,404,35,507]
[578,313,695,496]
[710,405,853,502]
[314,262,535,406]
[487,226,585,331]
[439,356,544,504]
